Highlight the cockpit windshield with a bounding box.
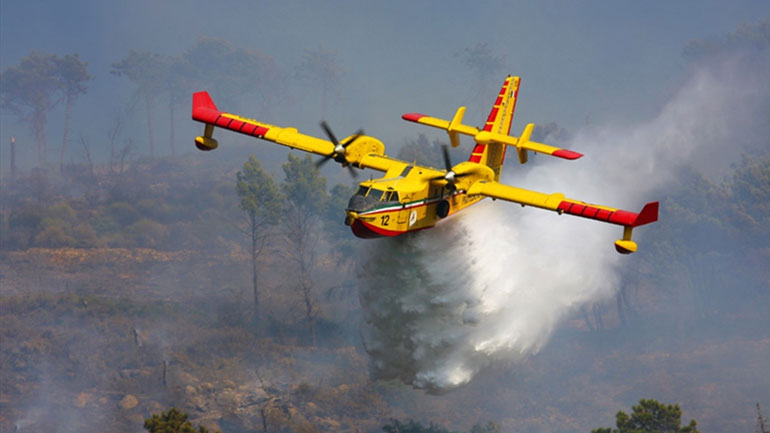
[383,191,399,202]
[348,185,400,212]
[368,188,386,201]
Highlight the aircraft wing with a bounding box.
[467,179,658,253]
[192,92,397,173]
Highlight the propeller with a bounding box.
[317,121,364,177]
[430,144,471,190]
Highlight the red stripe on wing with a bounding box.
[557,201,638,226]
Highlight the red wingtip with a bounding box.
[402,113,427,122]
[632,201,659,227]
[193,91,217,111]
[552,149,583,160]
[192,91,220,123]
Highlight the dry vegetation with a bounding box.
[1,154,768,433]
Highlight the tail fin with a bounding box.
[468,76,520,181]
[192,91,220,123]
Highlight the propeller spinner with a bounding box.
[317,121,364,178]
[431,144,471,190]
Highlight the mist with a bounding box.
[358,47,770,392]
[2,2,769,432]
[2,1,768,171]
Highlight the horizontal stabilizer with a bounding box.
[402,110,480,145]
[475,124,583,162]
[403,111,582,162]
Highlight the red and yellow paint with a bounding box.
[192,75,658,253]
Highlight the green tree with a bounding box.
[164,56,192,156]
[182,38,281,115]
[397,134,461,169]
[54,53,91,173]
[383,419,455,433]
[282,153,327,345]
[591,399,699,433]
[325,183,357,251]
[323,183,359,302]
[757,403,769,433]
[112,50,168,157]
[236,155,282,323]
[1,52,61,167]
[144,407,220,433]
[7,205,46,248]
[382,420,499,433]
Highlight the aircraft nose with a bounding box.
[344,211,358,226]
[347,194,369,212]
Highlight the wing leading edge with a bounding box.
[467,179,659,254]
[191,92,399,173]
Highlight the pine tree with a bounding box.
[144,407,221,433]
[591,398,699,433]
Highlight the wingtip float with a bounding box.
[192,76,658,254]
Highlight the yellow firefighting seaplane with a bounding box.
[192,75,658,254]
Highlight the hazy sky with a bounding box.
[1,0,769,165]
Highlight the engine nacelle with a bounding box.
[195,136,218,151]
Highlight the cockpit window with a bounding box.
[383,191,400,202]
[356,186,370,196]
[369,188,386,201]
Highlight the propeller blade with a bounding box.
[342,128,365,148]
[315,155,333,168]
[441,144,452,172]
[320,121,339,146]
[317,121,365,177]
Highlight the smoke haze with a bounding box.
[2,2,769,431]
[359,50,770,392]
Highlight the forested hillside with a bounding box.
[1,147,768,432]
[2,17,769,433]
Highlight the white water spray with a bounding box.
[358,53,769,392]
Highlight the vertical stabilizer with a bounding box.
[468,76,520,181]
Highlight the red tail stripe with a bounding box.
[486,107,499,123]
